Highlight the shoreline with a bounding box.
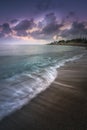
[0,54,87,129]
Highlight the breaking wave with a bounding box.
[0,52,85,120]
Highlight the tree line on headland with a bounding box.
[49,38,87,46]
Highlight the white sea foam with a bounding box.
[0,67,57,120]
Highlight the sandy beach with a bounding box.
[0,54,87,130]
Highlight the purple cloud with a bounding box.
[14,19,35,31]
[31,13,63,40]
[10,19,19,24]
[61,21,87,39]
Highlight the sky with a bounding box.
[0,0,87,44]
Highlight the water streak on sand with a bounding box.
[54,81,73,88]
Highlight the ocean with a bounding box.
[0,45,86,120]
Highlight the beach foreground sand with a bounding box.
[0,55,87,130]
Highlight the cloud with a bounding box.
[31,13,63,40]
[38,12,57,28]
[10,19,19,24]
[42,13,62,34]
[0,23,12,38]
[14,19,35,31]
[2,23,12,34]
[0,12,87,43]
[42,22,62,35]
[13,19,35,36]
[66,11,75,19]
[61,21,87,39]
[44,13,57,24]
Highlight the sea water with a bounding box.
[0,45,86,120]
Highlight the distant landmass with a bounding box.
[48,38,87,46]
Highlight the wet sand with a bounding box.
[0,55,87,130]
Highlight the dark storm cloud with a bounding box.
[45,13,56,24]
[66,11,75,19]
[42,13,62,34]
[42,23,60,35]
[0,11,87,41]
[61,21,87,39]
[14,19,35,36]
[10,19,19,24]
[2,23,12,34]
[0,23,12,38]
[71,22,86,34]
[61,11,77,25]
[31,13,63,40]
[14,19,35,31]
[0,0,87,43]
[38,12,57,28]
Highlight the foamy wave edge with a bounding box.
[0,53,84,120]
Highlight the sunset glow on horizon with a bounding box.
[0,0,87,44]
